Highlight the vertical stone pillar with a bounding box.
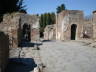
[0,32,9,72]
[56,14,58,40]
[93,11,96,40]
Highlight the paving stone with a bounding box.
[39,41,96,72]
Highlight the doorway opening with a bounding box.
[71,24,77,40]
[22,23,31,42]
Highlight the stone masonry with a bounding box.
[44,24,56,40]
[56,10,83,40]
[0,32,9,72]
[0,12,40,48]
[93,11,96,40]
[0,12,40,72]
[44,10,96,41]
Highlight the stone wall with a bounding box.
[0,32,9,72]
[31,28,40,42]
[0,13,21,48]
[56,11,69,40]
[0,12,40,48]
[0,13,40,71]
[44,10,95,41]
[20,14,40,43]
[93,11,96,40]
[56,10,84,40]
[44,24,56,40]
[83,19,93,38]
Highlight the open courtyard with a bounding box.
[39,40,96,72]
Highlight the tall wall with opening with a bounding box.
[56,10,84,40]
[0,12,40,71]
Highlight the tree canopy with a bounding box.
[39,4,66,37]
[0,0,26,22]
[0,0,26,15]
[39,13,56,37]
[56,4,66,13]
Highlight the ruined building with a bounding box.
[0,10,96,71]
[44,10,96,41]
[0,13,40,71]
[44,24,56,40]
[0,12,40,48]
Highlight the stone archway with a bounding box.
[22,23,31,42]
[71,24,77,40]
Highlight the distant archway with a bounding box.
[22,23,31,42]
[71,24,77,40]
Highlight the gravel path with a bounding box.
[39,41,96,72]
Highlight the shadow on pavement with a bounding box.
[5,58,37,72]
[42,40,52,42]
[19,42,42,47]
[42,40,56,42]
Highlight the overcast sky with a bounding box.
[24,0,96,16]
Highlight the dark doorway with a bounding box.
[22,23,31,42]
[71,24,77,40]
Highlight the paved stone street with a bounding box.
[40,41,96,72]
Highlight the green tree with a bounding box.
[51,12,56,24]
[61,4,66,11]
[0,0,26,15]
[0,0,26,22]
[40,14,44,37]
[39,12,56,37]
[46,13,51,25]
[43,13,47,27]
[56,4,66,13]
[56,6,61,13]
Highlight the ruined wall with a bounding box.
[69,10,84,40]
[56,11,69,40]
[0,12,40,71]
[0,13,21,48]
[0,13,40,48]
[56,10,84,40]
[83,19,93,38]
[0,32,9,72]
[44,10,95,41]
[20,14,40,42]
[31,29,39,42]
[93,11,96,40]
[44,24,56,40]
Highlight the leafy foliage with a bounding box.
[0,0,26,15]
[0,0,26,22]
[56,4,66,13]
[39,13,56,37]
